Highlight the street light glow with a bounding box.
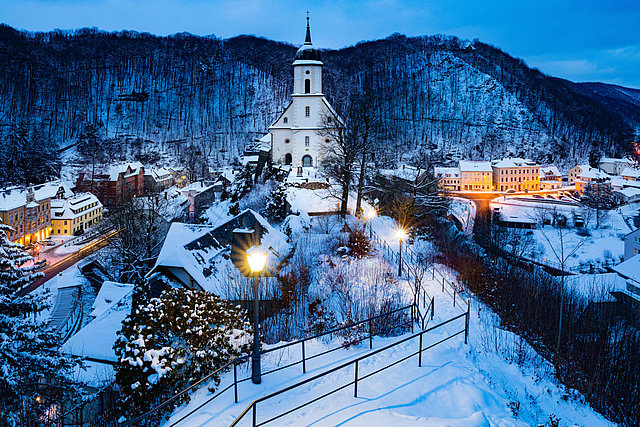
[365,209,376,220]
[395,228,407,240]
[247,246,268,273]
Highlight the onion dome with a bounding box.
[294,16,321,61]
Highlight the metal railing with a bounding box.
[230,309,470,427]
[120,304,414,426]
[371,230,468,311]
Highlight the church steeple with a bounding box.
[304,13,312,45]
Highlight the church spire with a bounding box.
[304,12,312,45]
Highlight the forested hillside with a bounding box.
[0,24,637,178]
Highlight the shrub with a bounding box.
[114,288,252,422]
[347,227,371,258]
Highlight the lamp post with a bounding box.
[396,228,407,277]
[246,246,268,385]
[365,209,376,239]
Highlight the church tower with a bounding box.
[269,16,340,169]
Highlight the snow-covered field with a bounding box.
[163,215,613,427]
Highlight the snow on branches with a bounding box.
[113,288,252,421]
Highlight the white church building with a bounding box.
[269,17,341,169]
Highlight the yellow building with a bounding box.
[0,181,72,245]
[51,193,103,236]
[492,158,540,193]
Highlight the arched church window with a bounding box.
[284,153,292,165]
[302,155,313,167]
[283,117,288,124]
[305,136,310,146]
[305,79,311,93]
[305,106,310,117]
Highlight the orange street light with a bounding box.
[246,246,268,384]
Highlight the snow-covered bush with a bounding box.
[114,288,252,421]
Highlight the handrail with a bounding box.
[119,304,413,426]
[230,310,470,427]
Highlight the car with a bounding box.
[43,240,56,246]
[505,189,517,194]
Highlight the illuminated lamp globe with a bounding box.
[247,246,268,273]
[395,228,407,240]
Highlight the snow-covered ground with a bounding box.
[163,214,612,427]
[491,198,639,271]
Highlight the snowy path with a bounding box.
[165,215,613,426]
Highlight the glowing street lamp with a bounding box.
[396,227,407,277]
[246,246,268,384]
[365,209,377,239]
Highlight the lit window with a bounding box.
[305,106,310,117]
[305,136,310,147]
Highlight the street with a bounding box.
[16,229,119,297]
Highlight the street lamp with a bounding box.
[395,228,407,277]
[246,246,268,384]
[365,209,376,239]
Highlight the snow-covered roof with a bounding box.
[491,158,538,168]
[180,181,214,195]
[242,155,260,166]
[380,165,424,182]
[614,187,640,200]
[539,165,560,178]
[0,180,74,211]
[612,255,640,284]
[149,210,290,294]
[600,157,632,165]
[89,281,134,318]
[145,167,173,180]
[61,288,133,362]
[459,161,492,172]
[621,167,640,179]
[51,192,102,220]
[89,162,144,181]
[433,167,460,178]
[578,168,610,180]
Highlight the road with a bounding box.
[16,229,119,297]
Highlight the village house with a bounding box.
[491,158,540,192]
[459,161,493,191]
[624,228,640,260]
[598,158,633,176]
[51,192,103,236]
[433,167,461,191]
[568,164,592,184]
[575,168,611,194]
[539,164,562,189]
[621,167,640,181]
[0,180,73,244]
[143,167,174,193]
[75,162,145,207]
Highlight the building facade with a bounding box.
[492,158,540,192]
[269,18,341,169]
[0,180,72,244]
[599,158,633,176]
[575,168,611,194]
[51,193,103,236]
[144,167,174,193]
[433,167,461,191]
[459,161,493,191]
[624,228,640,260]
[76,162,145,206]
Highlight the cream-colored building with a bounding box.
[599,158,633,176]
[459,161,493,191]
[492,158,540,192]
[269,17,341,169]
[51,193,103,236]
[568,164,591,184]
[433,167,461,191]
[575,168,611,194]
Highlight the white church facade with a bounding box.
[269,18,341,169]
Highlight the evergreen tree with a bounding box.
[264,183,289,221]
[229,165,254,202]
[0,222,80,425]
[114,288,252,422]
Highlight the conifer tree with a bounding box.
[264,183,289,221]
[0,222,80,425]
[229,165,254,202]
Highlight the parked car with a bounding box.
[43,240,56,246]
[505,189,517,194]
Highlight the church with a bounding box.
[269,17,341,169]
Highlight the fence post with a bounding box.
[418,333,423,367]
[410,306,414,333]
[368,319,373,349]
[442,277,445,292]
[301,340,306,374]
[252,403,257,427]
[464,303,470,345]
[233,360,238,403]
[453,291,456,307]
[431,297,434,320]
[432,267,435,279]
[354,360,359,398]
